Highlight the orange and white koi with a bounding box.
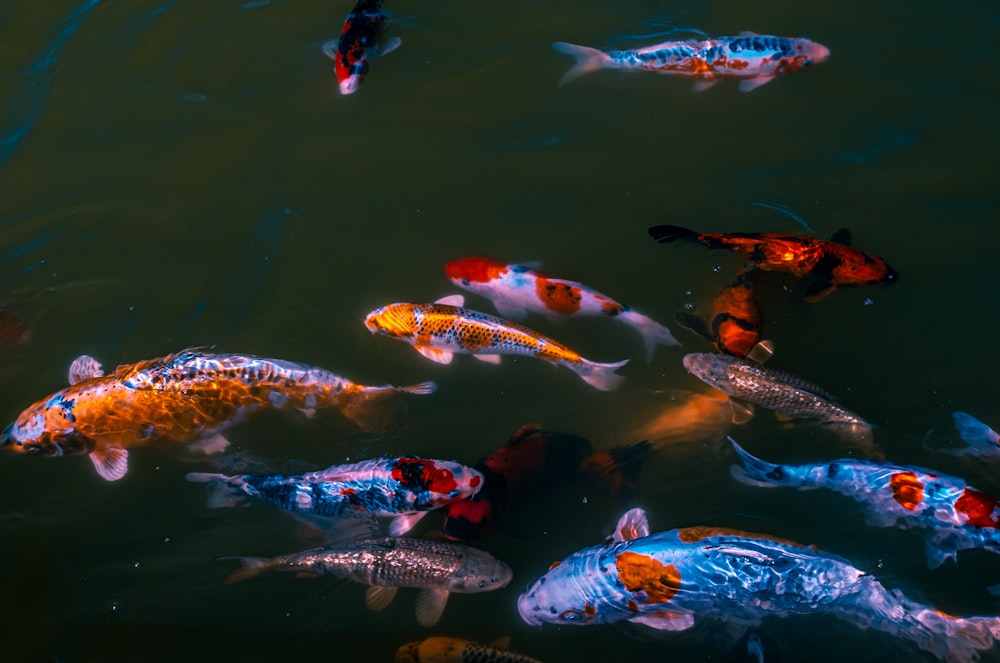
[364,295,629,391]
[322,0,400,95]
[553,34,830,92]
[730,439,1000,569]
[445,256,678,360]
[0,350,435,481]
[518,507,1000,662]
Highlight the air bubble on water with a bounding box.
[163,537,171,544]
[111,600,119,614]
[876,559,884,569]
[684,302,695,311]
[128,306,134,312]
[581,496,588,504]
[712,264,722,273]
[864,298,874,306]
[133,562,140,569]
[684,289,693,296]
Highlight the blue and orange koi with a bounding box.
[445,256,678,360]
[729,439,1000,569]
[553,34,830,92]
[0,350,435,481]
[364,295,629,391]
[518,507,1000,662]
[650,225,898,302]
[188,456,481,536]
[442,423,650,542]
[322,0,400,94]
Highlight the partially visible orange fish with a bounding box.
[0,350,435,481]
[649,225,898,301]
[364,295,629,391]
[0,307,29,346]
[675,270,768,359]
[630,390,732,448]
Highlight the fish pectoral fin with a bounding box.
[321,40,338,61]
[738,75,776,92]
[365,585,398,611]
[804,280,836,302]
[379,36,402,57]
[415,588,450,627]
[415,345,454,365]
[68,355,104,384]
[692,80,718,92]
[472,354,502,365]
[388,512,428,537]
[673,311,712,342]
[89,448,129,482]
[434,294,465,307]
[493,299,528,320]
[729,400,756,424]
[628,610,695,631]
[187,433,230,455]
[489,636,512,650]
[745,339,775,364]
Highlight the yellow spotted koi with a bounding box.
[395,636,544,663]
[0,350,435,481]
[518,508,1000,662]
[364,295,629,391]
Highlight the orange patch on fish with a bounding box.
[955,488,1000,529]
[614,551,681,604]
[676,526,810,549]
[535,277,582,315]
[889,472,924,511]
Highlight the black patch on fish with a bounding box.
[766,466,786,481]
[827,463,840,479]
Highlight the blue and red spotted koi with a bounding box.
[553,33,830,92]
[445,257,679,360]
[518,508,1000,662]
[187,456,482,536]
[364,295,629,391]
[950,412,1000,460]
[0,350,435,481]
[729,439,1000,569]
[322,0,401,95]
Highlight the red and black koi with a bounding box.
[649,225,898,301]
[675,269,768,359]
[442,423,650,543]
[322,0,400,95]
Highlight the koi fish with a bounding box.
[187,456,481,536]
[442,423,650,542]
[649,225,898,302]
[221,536,512,627]
[675,269,770,360]
[395,636,543,663]
[0,307,29,346]
[364,295,629,391]
[322,0,401,95]
[445,257,678,360]
[681,352,877,456]
[951,412,1000,459]
[0,350,435,481]
[630,389,734,448]
[553,34,830,92]
[729,439,1000,569]
[517,508,1000,662]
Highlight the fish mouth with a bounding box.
[516,594,541,626]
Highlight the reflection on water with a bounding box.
[0,0,998,660]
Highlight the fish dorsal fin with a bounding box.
[472,354,502,365]
[365,585,398,611]
[830,228,852,245]
[90,448,129,482]
[388,512,428,537]
[745,339,775,364]
[729,399,756,424]
[435,294,465,307]
[415,346,454,365]
[612,508,650,542]
[674,311,712,342]
[415,587,450,627]
[629,610,695,631]
[69,355,104,385]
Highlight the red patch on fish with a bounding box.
[955,488,1000,528]
[889,472,924,511]
[614,551,681,603]
[391,457,458,494]
[535,277,582,315]
[445,257,509,284]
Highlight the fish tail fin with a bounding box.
[395,381,438,396]
[185,472,249,509]
[619,309,680,360]
[567,357,629,391]
[647,225,703,245]
[727,438,791,487]
[216,556,274,584]
[582,440,653,496]
[552,42,613,85]
[953,411,1000,452]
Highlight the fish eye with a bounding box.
[23,443,41,455]
[478,579,488,588]
[461,279,470,286]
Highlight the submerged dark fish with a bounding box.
[0,350,435,481]
[442,423,650,543]
[395,636,543,663]
[649,225,897,301]
[220,537,512,627]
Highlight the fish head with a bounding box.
[517,550,605,626]
[444,547,512,594]
[338,73,364,95]
[389,457,484,509]
[789,38,831,70]
[444,257,509,294]
[1,391,94,458]
[364,303,418,338]
[682,353,736,392]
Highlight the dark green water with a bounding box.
[1,0,998,661]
